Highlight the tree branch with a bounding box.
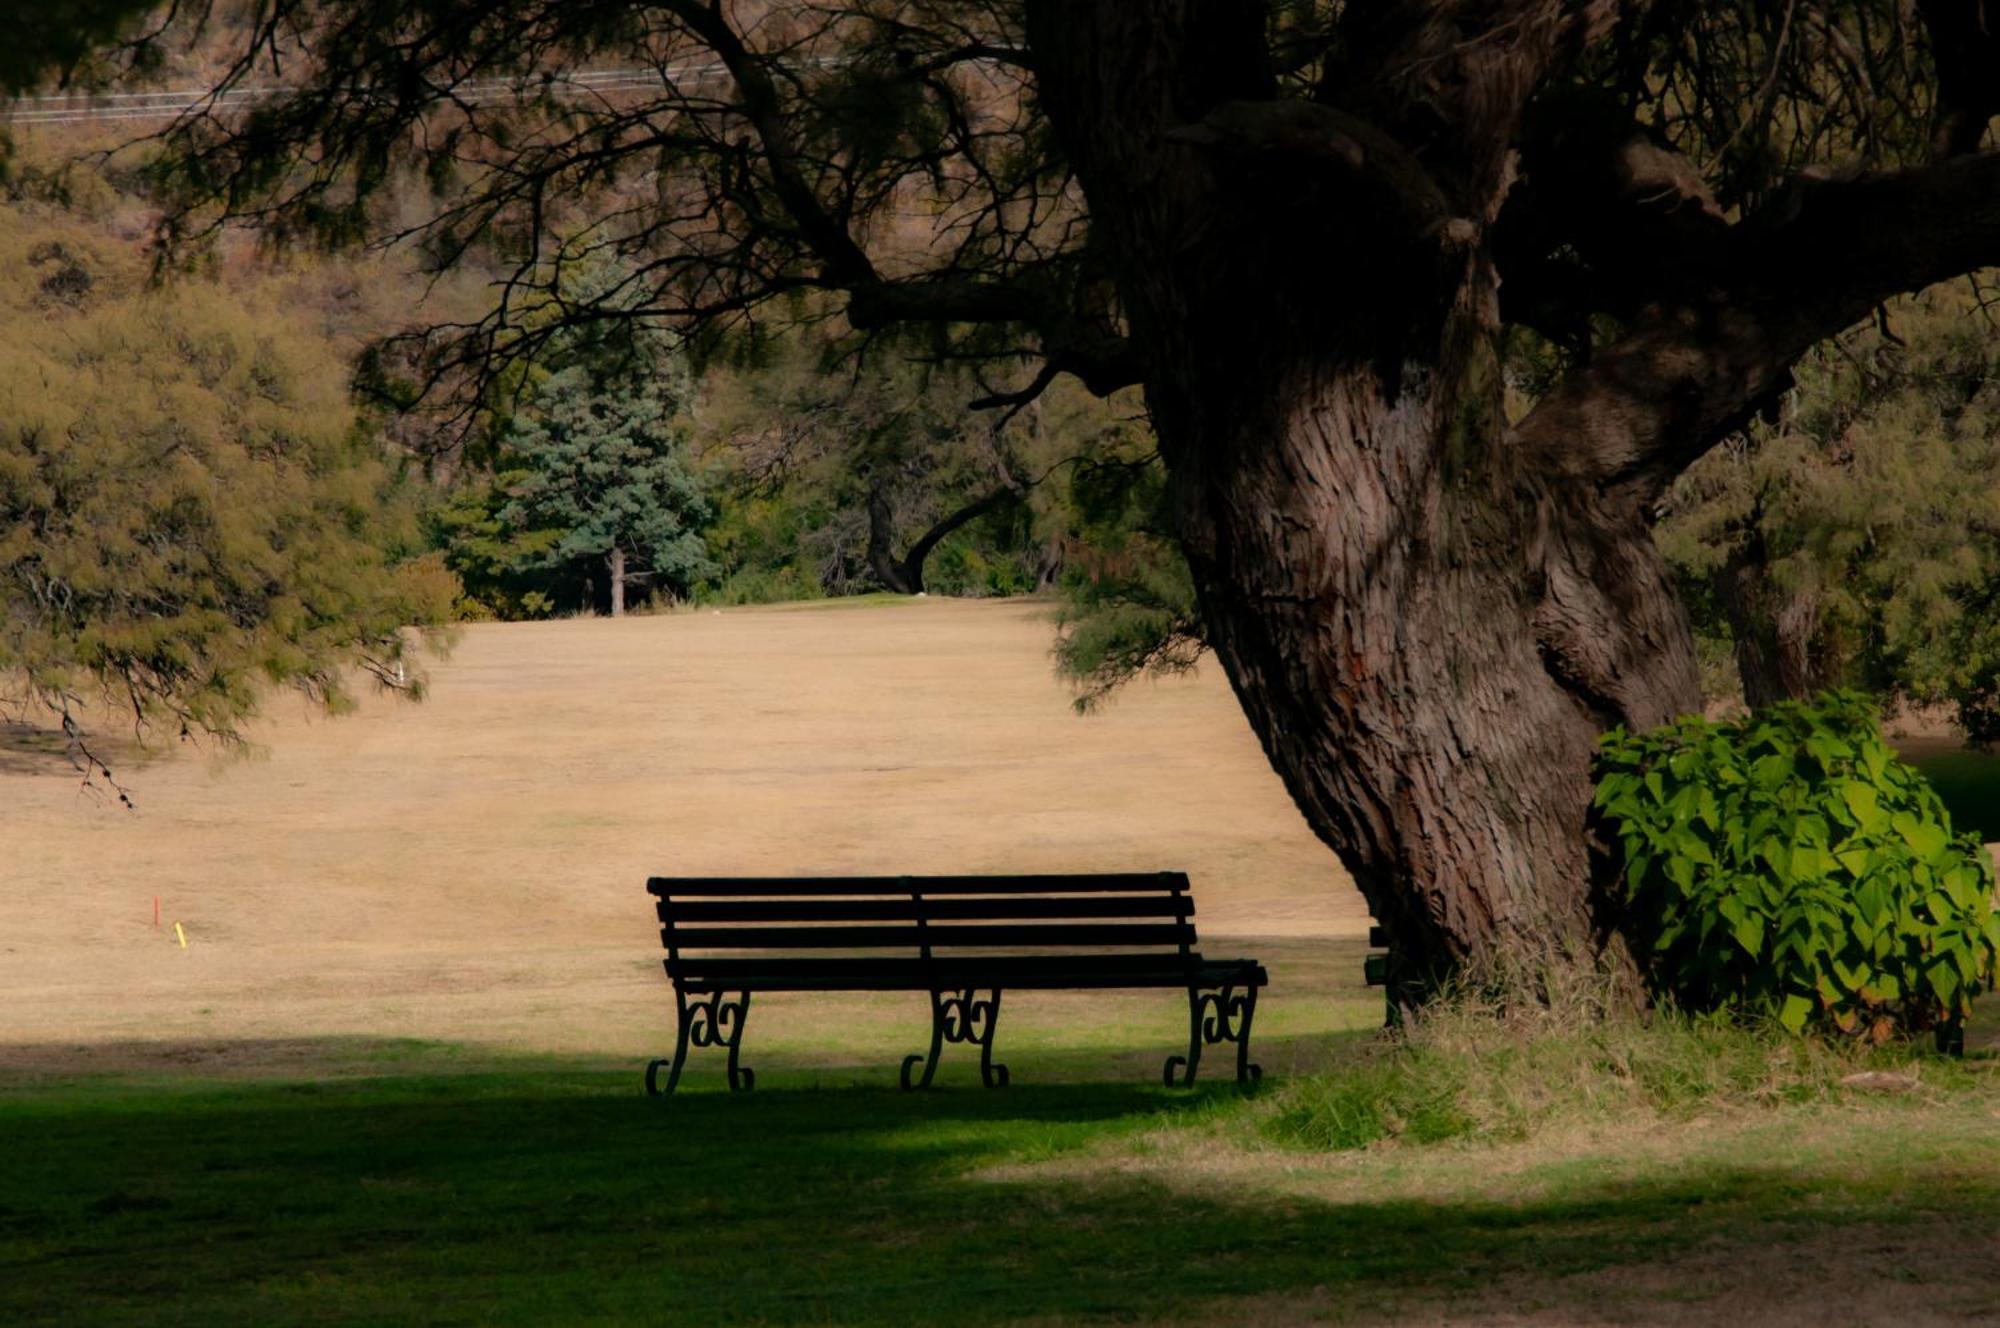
[1492,87,1730,342]
[1165,98,1465,243]
[1520,150,2000,491]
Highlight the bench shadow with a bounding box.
[4,1056,1998,1324]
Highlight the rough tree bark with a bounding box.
[1014,2,1680,984]
[1715,544,1825,709]
[609,546,627,618]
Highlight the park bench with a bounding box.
[643,872,1267,1094]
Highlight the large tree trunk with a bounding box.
[1027,0,1703,985]
[865,481,918,593]
[609,546,626,618]
[1020,0,2000,984]
[1159,359,1700,984]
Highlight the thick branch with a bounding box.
[1493,88,1730,340]
[1166,98,1464,242]
[847,278,1142,397]
[1521,151,2000,489]
[898,486,1016,592]
[660,0,877,287]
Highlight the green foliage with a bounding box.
[1657,285,2000,729]
[1051,452,1204,709]
[0,215,453,744]
[497,363,716,601]
[423,481,566,620]
[693,336,1055,600]
[1594,692,2000,1041]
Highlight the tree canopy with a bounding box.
[0,205,453,788]
[1659,284,2000,734]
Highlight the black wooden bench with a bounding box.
[643,872,1267,1093]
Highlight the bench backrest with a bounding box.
[646,873,1197,966]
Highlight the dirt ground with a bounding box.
[0,597,1364,1068]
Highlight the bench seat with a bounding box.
[670,955,1268,992]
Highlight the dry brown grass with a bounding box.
[0,597,1365,1070]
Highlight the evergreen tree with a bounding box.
[497,365,714,616]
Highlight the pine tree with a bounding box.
[497,366,715,616]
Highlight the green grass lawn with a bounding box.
[7,1028,2000,1325]
[1904,743,2000,841]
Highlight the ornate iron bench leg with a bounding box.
[1164,985,1261,1087]
[646,987,697,1096]
[648,989,754,1094]
[968,989,1008,1088]
[1164,984,1204,1087]
[1232,985,1263,1084]
[900,989,948,1091]
[907,988,1007,1088]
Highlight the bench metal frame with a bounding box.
[643,873,1266,1094]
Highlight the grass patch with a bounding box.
[1904,743,2000,840]
[1261,995,1975,1153]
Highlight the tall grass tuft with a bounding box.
[1262,980,1950,1153]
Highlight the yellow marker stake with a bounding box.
[174,922,188,950]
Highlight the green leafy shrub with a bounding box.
[1595,692,2000,1042]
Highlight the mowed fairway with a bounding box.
[2,596,1367,1079]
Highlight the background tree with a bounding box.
[1657,284,2000,737]
[32,0,2000,994]
[496,364,715,617]
[0,209,454,788]
[695,335,1160,600]
[699,339,1037,596]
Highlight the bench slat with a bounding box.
[647,873,1187,897]
[662,923,1196,950]
[672,956,1224,976]
[660,895,1194,924]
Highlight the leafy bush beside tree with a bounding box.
[1595,692,2000,1044]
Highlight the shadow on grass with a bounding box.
[1900,738,2000,841]
[5,1055,1999,1324]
